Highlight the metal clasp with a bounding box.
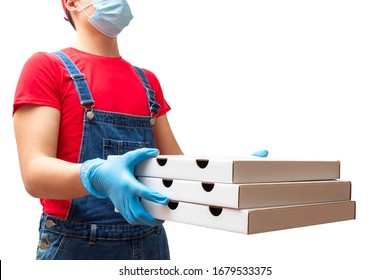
[84,105,95,121]
[150,116,156,126]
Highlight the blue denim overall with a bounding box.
[36,51,170,260]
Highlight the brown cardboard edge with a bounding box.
[247,200,356,234]
[237,180,352,209]
[337,160,341,178]
[232,160,341,183]
[348,181,352,200]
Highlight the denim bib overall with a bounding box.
[36,51,170,260]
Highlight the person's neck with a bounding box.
[74,33,121,57]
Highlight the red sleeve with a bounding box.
[13,52,63,114]
[143,69,171,116]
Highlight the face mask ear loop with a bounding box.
[77,1,94,18]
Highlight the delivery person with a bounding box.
[13,0,183,260]
[13,0,268,260]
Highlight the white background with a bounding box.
[1,0,389,279]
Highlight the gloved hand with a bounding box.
[252,150,269,157]
[80,148,169,227]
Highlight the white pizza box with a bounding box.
[138,177,352,209]
[142,200,356,234]
[132,155,340,184]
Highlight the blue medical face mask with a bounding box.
[77,0,133,38]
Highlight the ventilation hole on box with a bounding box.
[209,206,223,217]
[168,201,179,210]
[157,158,168,166]
[162,179,173,188]
[196,159,209,169]
[202,182,214,192]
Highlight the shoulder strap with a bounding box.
[133,66,160,117]
[52,51,95,108]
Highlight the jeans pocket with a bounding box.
[36,231,65,260]
[103,138,149,159]
[140,226,170,260]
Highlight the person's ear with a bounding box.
[64,0,79,12]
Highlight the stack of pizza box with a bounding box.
[130,155,355,234]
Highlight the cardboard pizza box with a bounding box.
[138,177,352,209]
[142,200,356,234]
[132,155,341,184]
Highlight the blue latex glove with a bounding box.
[80,148,169,226]
[252,150,269,157]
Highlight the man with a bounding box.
[13,0,183,260]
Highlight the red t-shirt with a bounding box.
[13,47,171,218]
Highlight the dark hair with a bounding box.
[67,10,77,30]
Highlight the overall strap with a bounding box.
[52,51,95,108]
[133,66,161,117]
